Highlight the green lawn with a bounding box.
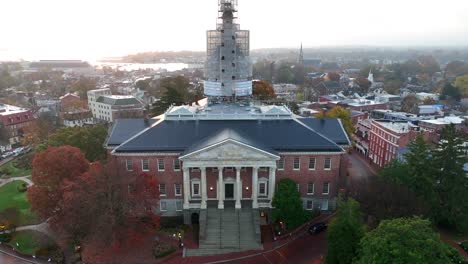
[8,230,51,255]
[0,181,38,225]
[0,161,32,178]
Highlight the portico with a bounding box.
[179,131,279,210]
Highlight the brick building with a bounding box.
[0,104,34,145]
[59,93,83,112]
[107,105,350,220]
[368,120,423,167]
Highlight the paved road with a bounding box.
[346,152,378,182]
[0,247,47,264]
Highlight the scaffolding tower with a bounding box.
[205,0,252,98]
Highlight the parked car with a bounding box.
[1,152,13,159]
[13,147,24,157]
[308,222,327,234]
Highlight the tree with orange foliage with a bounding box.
[253,80,276,100]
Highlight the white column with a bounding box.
[269,166,276,204]
[183,167,190,209]
[252,167,259,209]
[218,167,224,209]
[235,167,242,209]
[201,167,207,209]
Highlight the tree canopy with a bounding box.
[272,179,309,230]
[42,125,108,162]
[151,76,201,116]
[355,217,461,264]
[253,80,276,100]
[326,196,365,264]
[28,146,90,220]
[454,75,468,96]
[401,94,419,114]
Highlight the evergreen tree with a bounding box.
[432,124,468,232]
[272,179,309,230]
[326,196,365,264]
[403,135,436,203]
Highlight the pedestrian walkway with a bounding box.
[0,176,33,187]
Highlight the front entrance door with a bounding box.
[225,183,234,199]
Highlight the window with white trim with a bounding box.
[278,158,284,170]
[173,159,180,171]
[324,158,331,170]
[158,159,165,171]
[258,182,267,196]
[309,158,316,170]
[142,159,149,172]
[176,200,183,211]
[306,200,313,210]
[296,183,300,192]
[293,157,300,170]
[159,184,166,196]
[322,182,330,195]
[307,182,314,194]
[174,184,181,196]
[160,201,167,212]
[126,160,133,171]
[192,181,201,197]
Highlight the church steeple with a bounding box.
[298,42,304,65]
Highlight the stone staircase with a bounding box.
[185,208,262,257]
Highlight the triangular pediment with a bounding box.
[180,139,279,161]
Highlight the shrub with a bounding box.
[14,153,34,170]
[0,233,12,243]
[0,167,11,176]
[153,243,175,258]
[460,241,468,252]
[17,183,28,192]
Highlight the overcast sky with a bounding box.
[1,0,468,61]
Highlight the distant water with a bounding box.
[92,62,188,72]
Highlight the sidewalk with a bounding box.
[0,243,49,264]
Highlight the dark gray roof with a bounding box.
[106,119,158,146]
[113,118,345,153]
[183,128,276,156]
[96,96,143,106]
[299,118,351,146]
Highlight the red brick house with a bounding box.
[0,104,35,145]
[368,120,424,167]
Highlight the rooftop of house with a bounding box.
[420,116,466,125]
[345,99,385,107]
[374,120,418,134]
[0,104,30,116]
[96,95,143,106]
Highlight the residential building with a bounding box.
[88,88,144,122]
[419,116,467,143]
[59,93,83,112]
[368,120,424,167]
[0,104,35,144]
[62,110,95,127]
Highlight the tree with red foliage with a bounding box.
[27,146,89,220]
